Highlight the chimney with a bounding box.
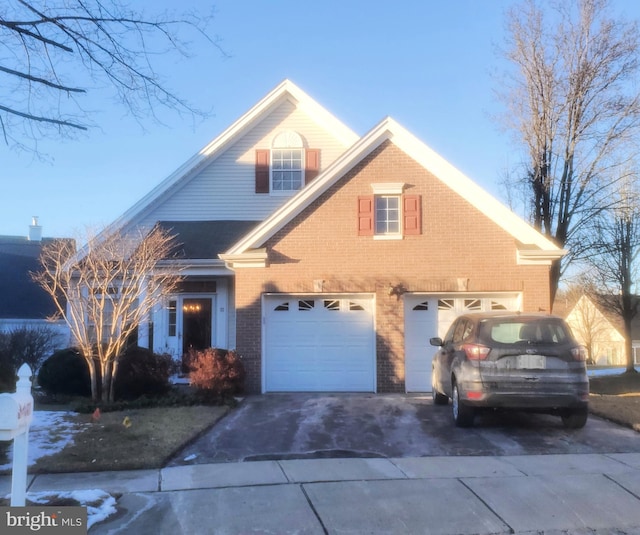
[28,216,42,242]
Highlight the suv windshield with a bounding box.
[479,319,572,346]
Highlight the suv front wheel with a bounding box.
[452,381,475,427]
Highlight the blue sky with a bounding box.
[2,0,639,238]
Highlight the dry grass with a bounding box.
[589,371,640,431]
[26,405,228,474]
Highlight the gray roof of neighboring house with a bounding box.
[157,221,260,259]
[0,236,66,319]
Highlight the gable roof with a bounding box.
[0,237,69,319]
[106,79,359,234]
[558,293,640,340]
[222,117,565,264]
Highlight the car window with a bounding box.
[443,320,457,344]
[484,319,571,345]
[452,319,474,344]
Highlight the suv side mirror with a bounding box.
[429,337,443,347]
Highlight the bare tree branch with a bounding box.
[0,0,223,153]
[498,0,640,301]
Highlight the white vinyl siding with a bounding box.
[137,100,350,228]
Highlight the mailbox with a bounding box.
[0,363,34,506]
[0,391,33,440]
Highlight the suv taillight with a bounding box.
[462,343,490,360]
[571,346,587,361]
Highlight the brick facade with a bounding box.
[234,141,552,393]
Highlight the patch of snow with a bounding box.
[0,411,86,471]
[170,374,191,385]
[183,454,197,462]
[588,367,639,377]
[16,489,117,529]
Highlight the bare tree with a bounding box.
[33,226,182,402]
[499,0,640,301]
[5,325,62,373]
[0,0,220,152]
[561,289,620,364]
[579,177,640,372]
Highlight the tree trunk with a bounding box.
[109,359,119,403]
[624,316,636,373]
[86,358,99,402]
[102,361,113,403]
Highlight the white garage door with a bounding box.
[404,294,521,392]
[264,295,376,392]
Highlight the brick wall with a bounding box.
[235,141,552,392]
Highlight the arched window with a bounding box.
[271,131,304,192]
[254,132,319,194]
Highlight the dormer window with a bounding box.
[272,131,304,193]
[255,131,320,194]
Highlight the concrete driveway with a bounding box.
[168,393,640,466]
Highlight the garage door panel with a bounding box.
[404,294,521,392]
[264,295,375,392]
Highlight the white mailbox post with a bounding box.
[0,363,34,506]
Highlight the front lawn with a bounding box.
[589,371,640,431]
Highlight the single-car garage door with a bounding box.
[263,295,376,392]
[404,294,521,392]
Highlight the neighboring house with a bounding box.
[97,80,565,393]
[0,218,71,347]
[562,294,640,366]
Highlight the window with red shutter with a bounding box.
[305,148,320,183]
[357,193,422,237]
[357,195,374,236]
[403,195,421,235]
[255,149,270,193]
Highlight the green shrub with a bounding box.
[37,348,91,397]
[113,346,172,401]
[187,348,245,396]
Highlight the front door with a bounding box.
[182,297,213,355]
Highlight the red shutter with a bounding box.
[358,195,374,236]
[305,148,320,184]
[255,149,270,193]
[403,195,422,235]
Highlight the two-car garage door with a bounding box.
[263,295,376,392]
[263,293,521,393]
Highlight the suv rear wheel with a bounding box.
[561,407,588,429]
[452,381,475,427]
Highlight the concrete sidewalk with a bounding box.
[4,453,640,534]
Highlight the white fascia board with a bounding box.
[516,248,567,265]
[99,79,359,238]
[225,116,564,258]
[219,249,268,269]
[385,118,563,253]
[156,258,233,276]
[224,121,393,255]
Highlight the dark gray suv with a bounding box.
[430,312,589,428]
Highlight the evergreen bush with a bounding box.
[37,348,91,397]
[113,346,172,401]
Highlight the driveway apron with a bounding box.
[167,393,640,465]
